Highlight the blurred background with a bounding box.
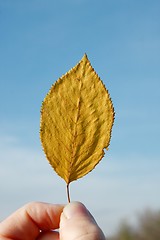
[0,0,160,238]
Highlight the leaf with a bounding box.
[40,54,114,188]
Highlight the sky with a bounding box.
[0,0,160,236]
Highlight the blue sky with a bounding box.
[0,0,160,236]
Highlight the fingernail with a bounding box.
[63,201,88,219]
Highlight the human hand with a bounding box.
[0,201,105,240]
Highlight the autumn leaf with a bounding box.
[40,54,114,201]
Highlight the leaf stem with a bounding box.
[67,183,71,203]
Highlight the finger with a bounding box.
[60,202,105,240]
[0,202,64,240]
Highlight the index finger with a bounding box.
[0,202,64,240]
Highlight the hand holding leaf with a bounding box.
[40,54,114,202]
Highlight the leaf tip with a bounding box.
[82,53,89,61]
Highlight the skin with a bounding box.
[0,201,106,240]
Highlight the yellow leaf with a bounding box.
[40,54,114,188]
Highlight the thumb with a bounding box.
[59,202,105,240]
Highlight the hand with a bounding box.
[0,201,105,240]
